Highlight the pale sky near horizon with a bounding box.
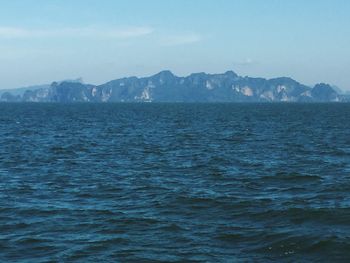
[0,0,349,90]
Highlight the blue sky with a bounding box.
[0,0,349,90]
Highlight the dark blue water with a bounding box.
[1,103,350,262]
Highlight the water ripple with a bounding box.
[1,103,350,262]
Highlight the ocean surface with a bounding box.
[1,103,350,262]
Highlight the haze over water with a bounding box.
[1,103,350,262]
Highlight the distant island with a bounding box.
[0,71,347,103]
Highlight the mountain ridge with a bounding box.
[0,71,345,102]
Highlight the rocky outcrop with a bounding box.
[0,71,342,102]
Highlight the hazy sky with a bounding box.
[0,0,349,90]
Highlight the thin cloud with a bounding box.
[0,26,154,39]
[232,58,256,66]
[161,33,201,46]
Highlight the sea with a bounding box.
[0,103,350,262]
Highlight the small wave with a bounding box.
[261,172,322,183]
[216,233,244,242]
[252,234,350,261]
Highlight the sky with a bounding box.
[0,0,349,90]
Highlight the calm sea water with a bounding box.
[1,103,350,262]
